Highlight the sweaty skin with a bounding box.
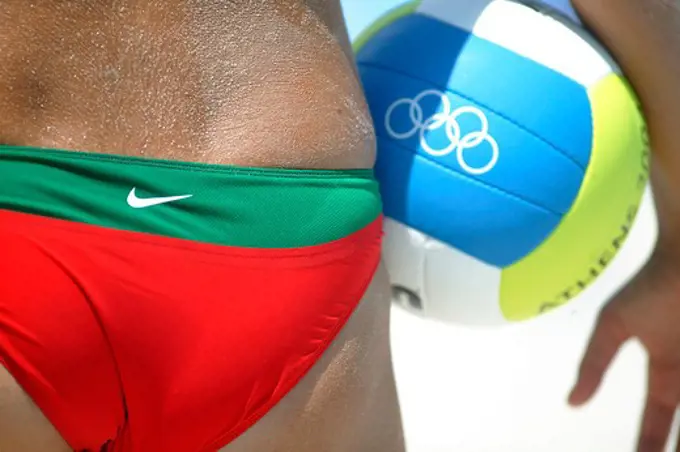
[0,1,404,451]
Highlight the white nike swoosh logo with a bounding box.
[126,188,193,209]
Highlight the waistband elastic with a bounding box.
[0,146,382,248]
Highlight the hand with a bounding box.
[568,1,680,451]
[569,248,680,451]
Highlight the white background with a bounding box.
[339,1,678,450]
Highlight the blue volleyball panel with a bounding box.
[360,65,583,215]
[375,140,562,267]
[356,13,593,169]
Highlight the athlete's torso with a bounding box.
[0,0,374,167]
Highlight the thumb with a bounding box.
[569,287,634,406]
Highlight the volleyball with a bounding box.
[354,0,650,325]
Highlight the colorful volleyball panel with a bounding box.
[356,0,649,323]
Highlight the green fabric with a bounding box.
[0,146,382,248]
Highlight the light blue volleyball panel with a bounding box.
[356,13,593,169]
[375,140,562,267]
[360,65,584,216]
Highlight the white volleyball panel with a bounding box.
[383,217,507,325]
[416,0,613,86]
[382,218,428,312]
[421,235,507,326]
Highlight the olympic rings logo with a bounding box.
[384,89,500,175]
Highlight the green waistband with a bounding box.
[0,146,382,248]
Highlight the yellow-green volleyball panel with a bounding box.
[499,73,650,321]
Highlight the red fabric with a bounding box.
[0,209,382,451]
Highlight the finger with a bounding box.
[569,304,630,406]
[637,365,680,452]
[638,396,676,452]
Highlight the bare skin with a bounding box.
[0,1,404,451]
